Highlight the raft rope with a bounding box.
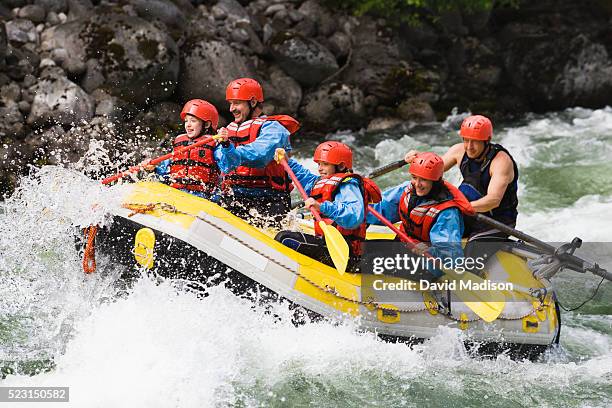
[82,225,98,273]
[121,202,546,322]
[557,276,605,312]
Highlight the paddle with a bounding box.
[367,207,505,322]
[291,159,407,209]
[101,136,216,185]
[473,213,612,281]
[279,157,350,275]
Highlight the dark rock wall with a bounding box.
[1,0,611,195]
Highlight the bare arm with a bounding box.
[470,152,514,213]
[441,143,463,172]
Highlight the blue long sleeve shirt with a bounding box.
[214,121,291,173]
[213,120,291,197]
[289,159,364,230]
[368,181,464,261]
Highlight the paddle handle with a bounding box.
[368,159,408,179]
[280,158,324,223]
[101,136,215,185]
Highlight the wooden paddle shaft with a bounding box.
[368,159,408,179]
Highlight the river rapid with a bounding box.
[1,107,610,407]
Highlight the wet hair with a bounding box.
[201,121,215,135]
[415,178,445,199]
[426,179,447,200]
[335,164,352,173]
[246,99,263,119]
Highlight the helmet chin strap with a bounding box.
[247,98,259,120]
[476,141,491,162]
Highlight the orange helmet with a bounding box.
[313,141,353,169]
[225,78,264,102]
[410,152,444,181]
[459,115,492,141]
[180,99,219,130]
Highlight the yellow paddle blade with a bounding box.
[319,221,349,275]
[134,227,156,269]
[443,269,506,323]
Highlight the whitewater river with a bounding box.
[1,107,610,407]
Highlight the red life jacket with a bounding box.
[398,181,474,243]
[169,134,219,192]
[223,115,300,191]
[310,173,382,256]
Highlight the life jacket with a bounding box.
[223,115,300,192]
[169,134,219,192]
[459,143,519,230]
[310,173,382,256]
[398,181,474,243]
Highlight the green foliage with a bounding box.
[326,0,517,24]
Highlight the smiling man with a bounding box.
[214,78,300,226]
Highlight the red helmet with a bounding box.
[225,78,264,102]
[459,115,492,141]
[313,141,353,169]
[180,99,219,130]
[410,152,444,181]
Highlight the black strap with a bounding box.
[171,159,217,168]
[172,177,212,186]
[225,174,269,181]
[229,135,250,143]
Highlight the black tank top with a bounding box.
[459,143,519,234]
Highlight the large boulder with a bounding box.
[126,0,190,40]
[297,0,336,38]
[178,39,255,109]
[40,12,179,105]
[0,21,7,62]
[299,82,365,131]
[0,100,24,137]
[66,0,94,22]
[397,97,436,123]
[260,64,302,115]
[270,31,338,87]
[5,19,38,44]
[503,32,612,110]
[17,5,47,24]
[34,0,68,14]
[27,71,94,126]
[341,19,411,104]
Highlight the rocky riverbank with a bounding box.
[1,0,611,195]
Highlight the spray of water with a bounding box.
[1,108,611,407]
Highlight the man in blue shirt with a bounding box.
[214,78,299,227]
